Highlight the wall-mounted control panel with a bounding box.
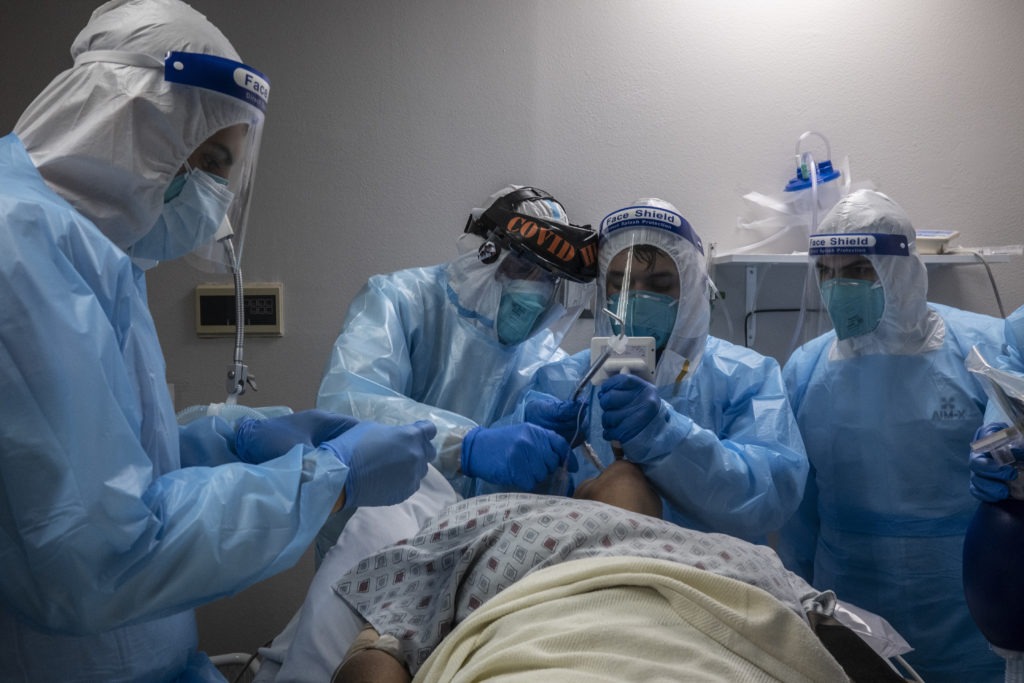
[195,282,283,337]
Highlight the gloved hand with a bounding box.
[235,410,360,464]
[598,373,662,445]
[322,420,436,509]
[969,422,1023,503]
[524,396,588,446]
[460,423,575,491]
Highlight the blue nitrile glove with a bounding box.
[524,396,589,447]
[322,420,436,509]
[969,422,1023,503]
[598,373,663,445]
[234,409,360,464]
[460,423,575,492]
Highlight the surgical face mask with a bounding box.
[128,168,233,265]
[497,279,555,345]
[820,277,885,340]
[163,172,189,202]
[608,291,679,350]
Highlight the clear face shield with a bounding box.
[162,51,270,273]
[494,252,562,345]
[594,205,706,357]
[795,232,908,344]
[602,243,681,352]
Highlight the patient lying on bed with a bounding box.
[332,461,884,683]
[258,462,913,683]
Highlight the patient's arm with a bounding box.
[332,649,410,683]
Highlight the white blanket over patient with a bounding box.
[415,556,849,682]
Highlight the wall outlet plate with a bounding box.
[194,282,283,337]
[589,336,656,385]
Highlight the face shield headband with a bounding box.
[464,187,598,284]
[599,205,704,256]
[809,232,909,258]
[163,51,270,272]
[809,232,910,341]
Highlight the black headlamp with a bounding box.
[464,187,598,283]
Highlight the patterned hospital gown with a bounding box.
[333,493,813,672]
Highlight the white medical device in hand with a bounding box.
[968,346,1024,499]
[589,336,656,386]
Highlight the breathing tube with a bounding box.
[784,132,842,355]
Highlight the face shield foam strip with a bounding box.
[600,206,704,255]
[809,233,910,257]
[164,51,270,113]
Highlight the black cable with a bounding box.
[742,308,802,348]
[229,649,262,683]
[964,251,1007,317]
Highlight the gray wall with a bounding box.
[4,0,1023,658]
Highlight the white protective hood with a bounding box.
[812,189,945,359]
[14,0,257,253]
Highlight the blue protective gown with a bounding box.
[316,252,578,498]
[500,335,808,541]
[779,302,1005,682]
[0,134,348,682]
[983,305,1024,423]
[1001,304,1024,372]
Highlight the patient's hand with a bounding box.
[332,625,410,683]
[572,459,662,518]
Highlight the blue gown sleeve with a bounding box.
[488,350,591,429]
[0,211,348,635]
[775,464,820,581]
[316,276,478,490]
[176,407,303,468]
[177,415,240,466]
[523,350,592,402]
[629,347,809,541]
[936,302,1017,425]
[773,341,825,579]
[984,306,1024,422]
[489,362,586,431]
[1007,306,1024,370]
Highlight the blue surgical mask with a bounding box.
[820,277,885,340]
[608,291,678,350]
[497,279,554,345]
[163,172,189,202]
[129,169,233,266]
